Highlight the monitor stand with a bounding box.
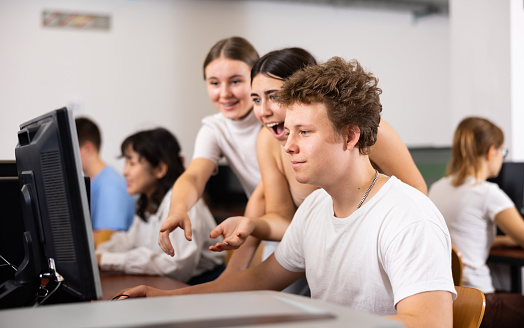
[0,232,40,309]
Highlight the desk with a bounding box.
[100,272,188,300]
[488,247,524,293]
[0,290,403,328]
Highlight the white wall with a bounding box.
[448,0,524,162]
[450,0,512,158]
[511,0,524,161]
[0,0,452,171]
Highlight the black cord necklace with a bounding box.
[357,170,379,209]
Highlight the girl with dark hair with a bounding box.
[96,128,224,284]
[158,37,265,265]
[429,117,524,328]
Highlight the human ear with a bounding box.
[486,145,497,161]
[154,162,168,179]
[345,126,361,151]
[80,141,96,156]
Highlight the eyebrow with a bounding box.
[207,74,246,81]
[250,89,278,97]
[229,74,245,79]
[284,123,308,131]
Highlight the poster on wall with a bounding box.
[42,10,110,31]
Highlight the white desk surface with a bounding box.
[0,290,404,328]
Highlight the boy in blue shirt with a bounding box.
[75,117,134,245]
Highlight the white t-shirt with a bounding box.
[429,176,514,293]
[193,111,262,197]
[97,190,225,283]
[275,177,456,316]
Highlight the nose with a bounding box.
[219,83,232,99]
[284,132,297,154]
[258,99,272,117]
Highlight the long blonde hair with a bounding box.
[446,117,504,186]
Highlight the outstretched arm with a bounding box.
[158,158,215,256]
[217,182,265,277]
[209,181,265,250]
[251,129,296,240]
[371,119,427,195]
[217,236,262,278]
[209,130,296,249]
[112,254,303,299]
[495,207,524,248]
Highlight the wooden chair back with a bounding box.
[453,286,486,328]
[452,245,464,286]
[249,241,265,268]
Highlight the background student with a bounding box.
[429,117,524,328]
[158,36,264,274]
[96,128,224,284]
[114,57,455,328]
[205,47,427,256]
[75,117,134,246]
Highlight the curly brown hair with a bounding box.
[277,56,382,155]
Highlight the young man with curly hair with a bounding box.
[116,57,455,328]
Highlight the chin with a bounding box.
[294,175,309,185]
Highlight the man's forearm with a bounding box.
[219,236,261,278]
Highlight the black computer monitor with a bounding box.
[0,161,25,285]
[488,162,524,218]
[0,160,17,177]
[0,107,102,308]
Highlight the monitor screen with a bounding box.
[0,160,17,177]
[488,162,524,218]
[0,177,25,286]
[0,107,102,308]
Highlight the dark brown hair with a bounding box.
[278,57,382,155]
[251,47,317,82]
[121,128,184,221]
[75,117,101,151]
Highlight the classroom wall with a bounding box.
[450,0,524,162]
[0,0,454,171]
[510,0,524,161]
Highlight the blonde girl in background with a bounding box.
[429,117,524,328]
